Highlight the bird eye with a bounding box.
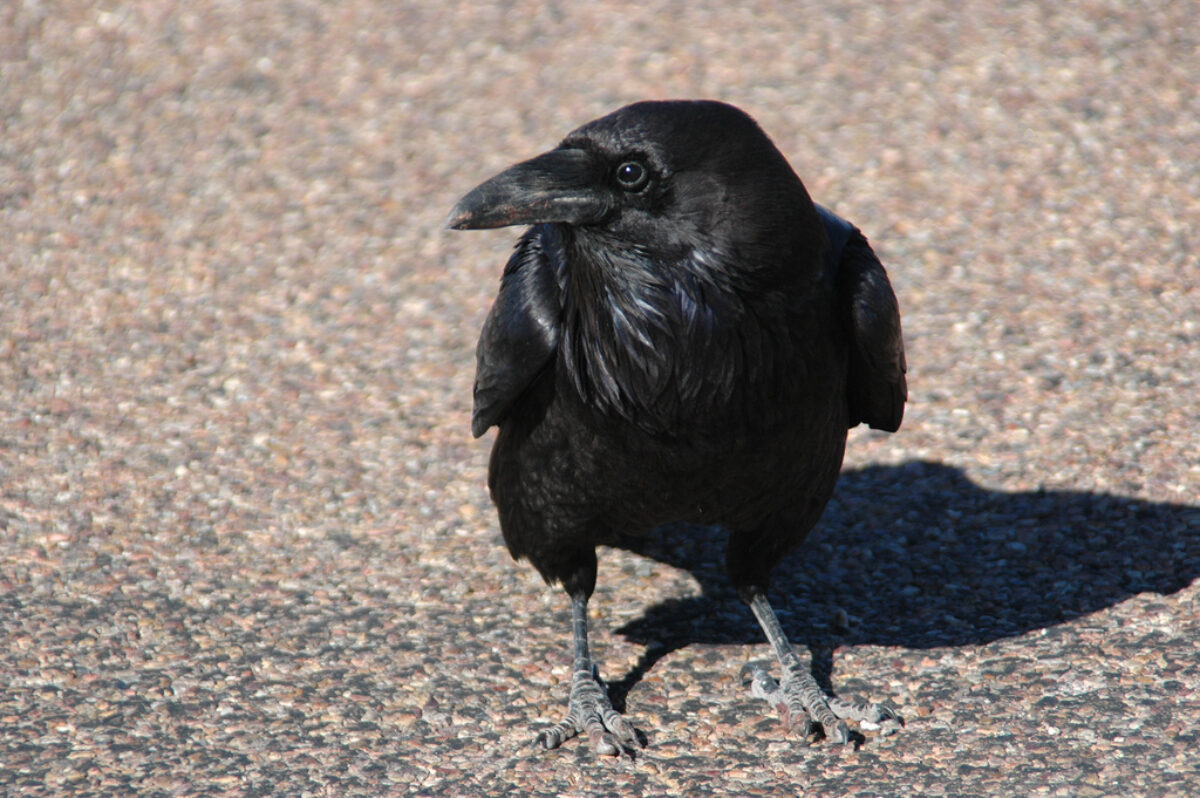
[614,160,649,191]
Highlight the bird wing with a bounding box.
[471,225,563,438]
[817,205,908,432]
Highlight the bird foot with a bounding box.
[532,666,641,757]
[740,661,902,744]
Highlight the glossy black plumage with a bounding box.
[450,100,906,753]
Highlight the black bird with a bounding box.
[448,100,907,755]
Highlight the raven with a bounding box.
[448,100,907,755]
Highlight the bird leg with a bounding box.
[532,592,641,756]
[743,591,901,744]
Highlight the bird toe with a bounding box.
[530,669,640,757]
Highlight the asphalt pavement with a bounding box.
[2,2,1198,795]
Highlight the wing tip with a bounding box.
[471,416,490,438]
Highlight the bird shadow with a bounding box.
[604,460,1200,706]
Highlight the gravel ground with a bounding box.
[2,1,1198,795]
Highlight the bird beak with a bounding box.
[447,148,609,230]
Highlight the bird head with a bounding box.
[448,100,818,268]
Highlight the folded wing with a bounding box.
[817,206,907,432]
[471,225,564,437]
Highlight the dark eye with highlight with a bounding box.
[614,160,649,191]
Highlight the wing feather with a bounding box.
[471,225,563,437]
[817,206,907,432]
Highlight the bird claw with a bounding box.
[827,695,905,728]
[531,667,641,757]
[742,660,900,745]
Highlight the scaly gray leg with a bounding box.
[744,591,901,743]
[533,593,641,756]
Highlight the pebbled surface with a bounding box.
[2,1,1198,795]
